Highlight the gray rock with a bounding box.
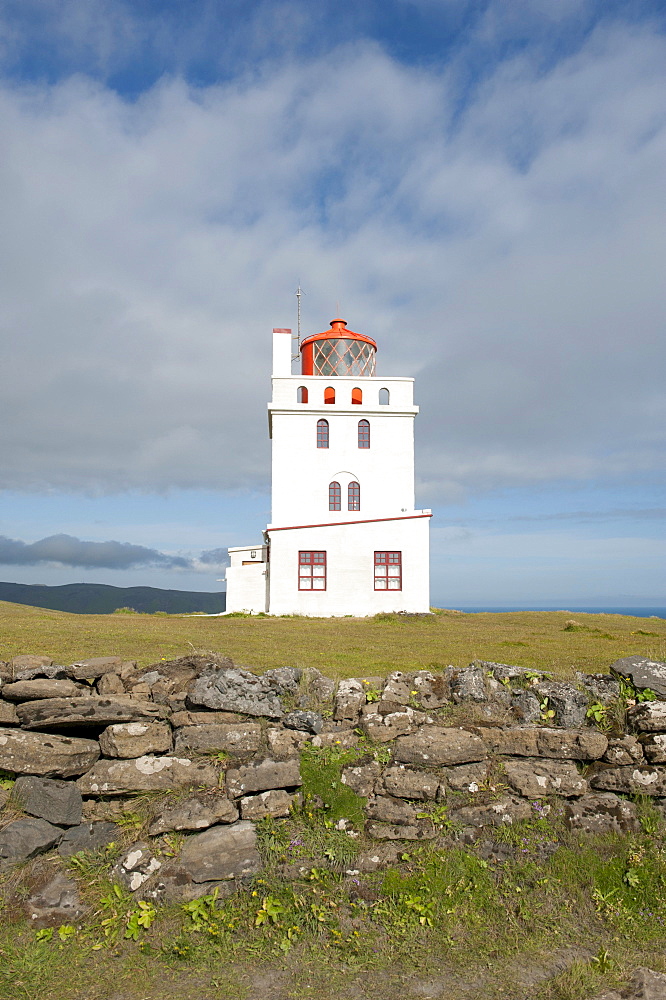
[451,666,487,703]
[590,765,666,796]
[411,670,450,709]
[563,793,639,834]
[174,722,262,755]
[77,755,218,795]
[266,727,309,758]
[17,696,166,730]
[0,701,19,725]
[310,730,359,750]
[111,842,162,891]
[178,820,261,883]
[0,727,100,777]
[535,682,589,728]
[2,679,84,700]
[282,710,323,734]
[333,678,366,721]
[442,761,489,792]
[610,655,666,698]
[262,667,301,693]
[603,736,644,766]
[225,758,301,799]
[628,701,666,732]
[13,776,82,826]
[58,822,120,856]
[299,667,335,708]
[69,656,124,680]
[450,796,533,829]
[502,758,587,798]
[381,765,440,800]
[25,873,89,928]
[11,654,53,671]
[366,794,421,826]
[575,672,621,702]
[188,666,284,719]
[511,690,541,724]
[380,671,415,706]
[99,720,173,758]
[240,789,296,821]
[394,726,487,766]
[644,735,666,764]
[149,793,238,835]
[365,820,438,841]
[630,967,666,999]
[361,708,420,743]
[341,762,382,797]
[479,662,546,684]
[0,817,62,863]
[476,726,608,760]
[97,673,126,695]
[14,664,72,681]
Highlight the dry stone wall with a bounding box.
[1,651,666,924]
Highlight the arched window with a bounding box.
[317,419,329,448]
[297,386,308,403]
[348,481,360,511]
[324,386,335,404]
[351,387,362,405]
[379,387,390,405]
[358,419,370,449]
[329,481,341,511]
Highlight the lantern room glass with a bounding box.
[312,338,376,377]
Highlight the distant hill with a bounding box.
[0,581,226,615]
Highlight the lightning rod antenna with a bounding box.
[293,284,304,360]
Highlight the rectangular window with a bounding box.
[299,551,326,590]
[374,551,402,591]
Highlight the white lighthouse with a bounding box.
[225,317,431,615]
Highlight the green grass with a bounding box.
[1,600,665,678]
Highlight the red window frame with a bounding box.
[329,481,341,511]
[374,551,401,591]
[297,386,308,403]
[351,387,362,405]
[317,418,329,448]
[299,551,326,591]
[324,386,335,404]
[358,419,370,448]
[348,481,360,511]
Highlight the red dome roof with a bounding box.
[300,318,377,351]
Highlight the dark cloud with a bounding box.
[199,548,231,566]
[0,534,191,570]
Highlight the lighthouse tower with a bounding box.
[225,318,431,615]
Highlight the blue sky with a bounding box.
[0,0,664,606]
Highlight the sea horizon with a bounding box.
[437,605,666,620]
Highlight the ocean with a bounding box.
[440,606,666,619]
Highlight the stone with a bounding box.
[630,967,666,999]
[450,666,487,703]
[25,873,89,927]
[178,820,261,882]
[333,678,366,721]
[365,821,437,841]
[171,710,243,727]
[225,758,301,798]
[58,822,120,856]
[14,664,72,681]
[394,727,487,766]
[511,690,541,724]
[2,679,84,700]
[341,762,382,797]
[450,796,533,829]
[442,761,489,793]
[535,682,589,728]
[381,765,440,800]
[610,655,666,698]
[475,726,608,760]
[149,793,239,835]
[17,696,166,730]
[0,818,62,862]
[140,869,236,904]
[69,656,124,680]
[266,727,309,757]
[563,793,639,834]
[299,667,335,708]
[411,670,450,709]
[0,727,100,777]
[77,755,218,795]
[379,671,415,706]
[97,672,126,695]
[590,765,666,796]
[99,721,173,758]
[0,701,19,725]
[644,735,666,764]
[262,666,301,693]
[111,842,162,891]
[366,794,421,826]
[11,655,53,671]
[501,758,587,798]
[628,702,666,732]
[12,776,83,826]
[478,661,545,684]
[310,730,359,750]
[174,722,262,756]
[575,672,621,703]
[603,736,644,766]
[188,666,284,718]
[282,710,323,734]
[240,789,296,821]
[361,708,419,743]
[81,798,135,823]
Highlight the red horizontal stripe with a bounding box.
[267,513,432,532]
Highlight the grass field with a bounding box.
[0,600,664,679]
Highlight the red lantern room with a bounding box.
[300,318,377,377]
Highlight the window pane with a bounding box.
[388,579,400,589]
[375,578,387,589]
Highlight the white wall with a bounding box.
[225,544,268,613]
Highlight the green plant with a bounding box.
[254,895,285,927]
[586,701,607,725]
[618,676,657,703]
[591,947,614,973]
[416,803,452,831]
[0,770,15,791]
[539,697,556,721]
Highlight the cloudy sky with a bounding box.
[0,0,664,607]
